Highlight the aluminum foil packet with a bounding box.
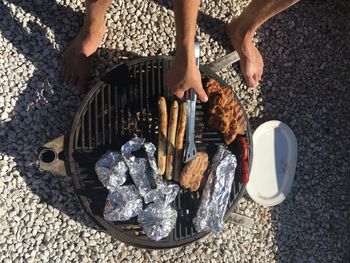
[121,137,179,240]
[138,201,177,241]
[96,137,179,240]
[121,137,179,204]
[193,146,237,234]
[104,185,143,221]
[137,185,179,241]
[96,152,142,221]
[95,152,128,190]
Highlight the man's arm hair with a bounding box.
[173,0,200,62]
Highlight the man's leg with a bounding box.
[60,0,112,90]
[227,0,299,87]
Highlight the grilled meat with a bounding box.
[206,78,247,145]
[180,152,208,192]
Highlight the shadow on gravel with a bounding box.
[253,1,350,261]
[152,0,231,50]
[0,0,139,231]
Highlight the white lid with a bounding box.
[246,120,297,207]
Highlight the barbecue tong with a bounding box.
[183,42,200,163]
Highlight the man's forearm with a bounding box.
[173,0,200,62]
[167,0,207,102]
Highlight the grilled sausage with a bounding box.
[237,136,248,161]
[174,102,187,181]
[165,100,179,180]
[240,160,249,184]
[157,97,168,176]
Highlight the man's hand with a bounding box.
[169,0,206,101]
[166,56,208,102]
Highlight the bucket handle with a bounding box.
[204,50,240,72]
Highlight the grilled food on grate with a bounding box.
[180,152,209,192]
[157,97,168,176]
[206,78,247,145]
[56,56,251,248]
[165,100,179,180]
[174,102,187,182]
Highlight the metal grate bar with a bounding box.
[120,89,124,137]
[152,61,159,134]
[156,60,160,97]
[101,88,105,145]
[146,62,151,133]
[133,65,137,116]
[157,61,165,96]
[200,131,219,135]
[94,92,99,146]
[107,85,112,144]
[139,62,144,132]
[198,137,223,142]
[88,102,92,148]
[176,190,183,240]
[162,60,168,97]
[189,222,194,236]
[127,80,132,135]
[176,193,182,241]
[114,84,119,136]
[81,111,85,149]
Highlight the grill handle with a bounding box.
[205,50,240,72]
[37,135,67,176]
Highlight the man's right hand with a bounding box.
[170,0,205,100]
[166,55,208,102]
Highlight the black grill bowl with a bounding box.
[65,56,253,249]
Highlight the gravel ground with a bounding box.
[1,0,349,262]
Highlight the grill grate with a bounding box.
[67,56,251,249]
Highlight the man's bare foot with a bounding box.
[60,19,106,91]
[226,19,264,88]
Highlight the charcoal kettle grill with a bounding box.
[38,50,253,249]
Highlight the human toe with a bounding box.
[253,74,261,86]
[244,74,257,87]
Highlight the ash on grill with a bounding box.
[128,114,144,138]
